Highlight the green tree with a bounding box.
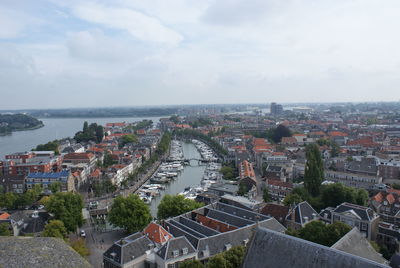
[103,150,116,167]
[0,192,17,209]
[70,238,90,257]
[0,222,11,236]
[83,121,89,133]
[223,246,246,268]
[237,182,248,196]
[287,221,351,247]
[355,188,369,206]
[42,220,68,239]
[180,259,204,268]
[330,142,340,157]
[263,188,271,203]
[45,192,84,232]
[120,134,138,148]
[157,194,203,220]
[50,181,62,194]
[207,254,228,268]
[95,125,104,143]
[34,140,60,155]
[220,166,235,180]
[108,194,152,233]
[272,124,292,143]
[321,183,369,208]
[304,144,324,197]
[283,193,303,206]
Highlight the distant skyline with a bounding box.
[1,0,400,109]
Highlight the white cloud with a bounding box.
[72,3,184,45]
[0,7,41,39]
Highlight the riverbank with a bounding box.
[0,122,44,136]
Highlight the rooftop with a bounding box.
[0,237,92,268]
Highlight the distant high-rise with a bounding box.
[270,102,283,116]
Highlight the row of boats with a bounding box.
[192,139,219,162]
[138,139,223,204]
[179,140,222,199]
[138,140,185,203]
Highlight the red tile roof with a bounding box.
[143,222,172,244]
[260,204,289,222]
[0,212,10,220]
[329,131,348,137]
[267,179,293,188]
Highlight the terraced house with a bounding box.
[103,202,285,268]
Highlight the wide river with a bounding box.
[0,116,162,159]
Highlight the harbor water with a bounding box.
[148,142,206,217]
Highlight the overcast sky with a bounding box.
[1,0,400,109]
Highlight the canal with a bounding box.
[148,141,205,217]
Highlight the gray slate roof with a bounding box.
[0,236,92,268]
[286,201,318,225]
[103,232,154,265]
[242,227,390,268]
[332,228,388,265]
[156,236,196,260]
[333,203,376,221]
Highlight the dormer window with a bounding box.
[172,250,179,258]
[182,247,188,255]
[224,244,232,251]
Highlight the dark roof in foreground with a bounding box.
[0,236,92,268]
[242,227,390,268]
[331,228,388,265]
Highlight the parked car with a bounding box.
[80,230,86,238]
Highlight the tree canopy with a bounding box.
[304,144,324,197]
[321,183,368,208]
[179,246,246,268]
[74,122,104,143]
[157,194,203,220]
[42,220,68,239]
[284,183,368,211]
[33,140,60,155]
[287,221,351,247]
[220,165,236,180]
[120,134,138,148]
[108,194,152,233]
[0,222,11,236]
[45,192,84,232]
[180,259,204,268]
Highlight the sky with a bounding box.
[1,0,400,109]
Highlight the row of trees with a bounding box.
[33,140,60,155]
[74,121,104,143]
[123,132,172,185]
[0,185,43,209]
[174,129,228,156]
[108,194,203,233]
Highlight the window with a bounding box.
[182,248,188,255]
[172,250,179,258]
[361,223,368,231]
